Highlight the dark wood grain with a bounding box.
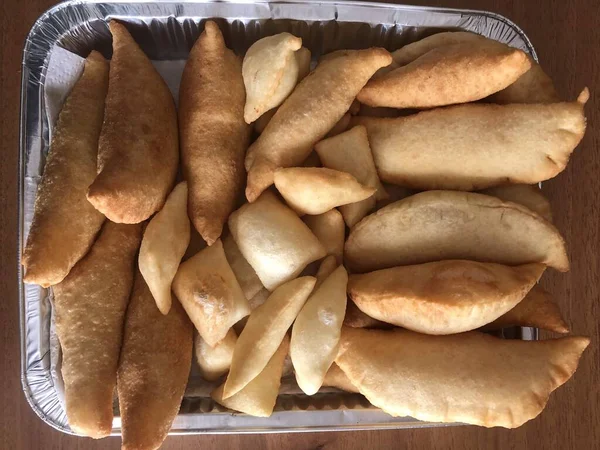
[1,1,598,449]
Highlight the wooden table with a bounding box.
[1,0,598,448]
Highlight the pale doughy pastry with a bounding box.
[23,51,108,287]
[245,48,392,201]
[118,271,193,450]
[251,47,312,133]
[303,210,345,263]
[353,90,588,191]
[315,125,387,227]
[228,191,326,291]
[481,184,552,222]
[291,265,348,395]
[315,256,338,289]
[139,182,190,315]
[195,329,237,381]
[335,327,589,428]
[347,260,544,335]
[87,21,178,224]
[179,21,250,244]
[212,335,289,417]
[53,221,142,438]
[223,277,316,398]
[274,167,376,216]
[172,239,251,346]
[345,191,569,273]
[222,233,263,300]
[243,33,303,123]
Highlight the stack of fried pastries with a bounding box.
[22,21,590,448]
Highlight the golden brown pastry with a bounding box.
[178,20,250,244]
[491,56,560,104]
[359,41,531,108]
[22,51,108,287]
[223,277,316,398]
[335,327,589,428]
[322,363,359,393]
[389,32,558,105]
[245,48,392,202]
[345,191,569,273]
[482,284,569,333]
[138,182,190,315]
[391,31,488,65]
[347,261,544,335]
[343,300,389,329]
[172,239,250,346]
[481,184,552,222]
[291,265,348,395]
[228,191,325,291]
[274,167,376,216]
[118,270,193,450]
[87,21,178,224]
[212,335,289,417]
[303,210,345,263]
[53,221,142,438]
[352,90,588,191]
[315,125,387,227]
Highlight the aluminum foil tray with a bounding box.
[19,0,538,436]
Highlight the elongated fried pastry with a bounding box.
[172,239,250,346]
[291,265,348,394]
[335,327,589,428]
[22,51,108,287]
[139,182,190,315]
[353,91,588,191]
[228,191,325,291]
[322,363,359,393]
[53,221,142,438]
[245,48,392,201]
[223,277,316,398]
[243,33,303,123]
[274,167,376,216]
[359,41,530,108]
[118,271,193,450]
[390,32,558,105]
[481,184,552,222]
[482,284,569,333]
[315,126,387,227]
[391,31,488,65]
[303,210,345,263]
[179,21,251,245]
[348,261,544,335]
[491,57,559,104]
[87,21,178,224]
[345,191,569,273]
[212,335,289,417]
[222,233,263,300]
[195,329,237,381]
